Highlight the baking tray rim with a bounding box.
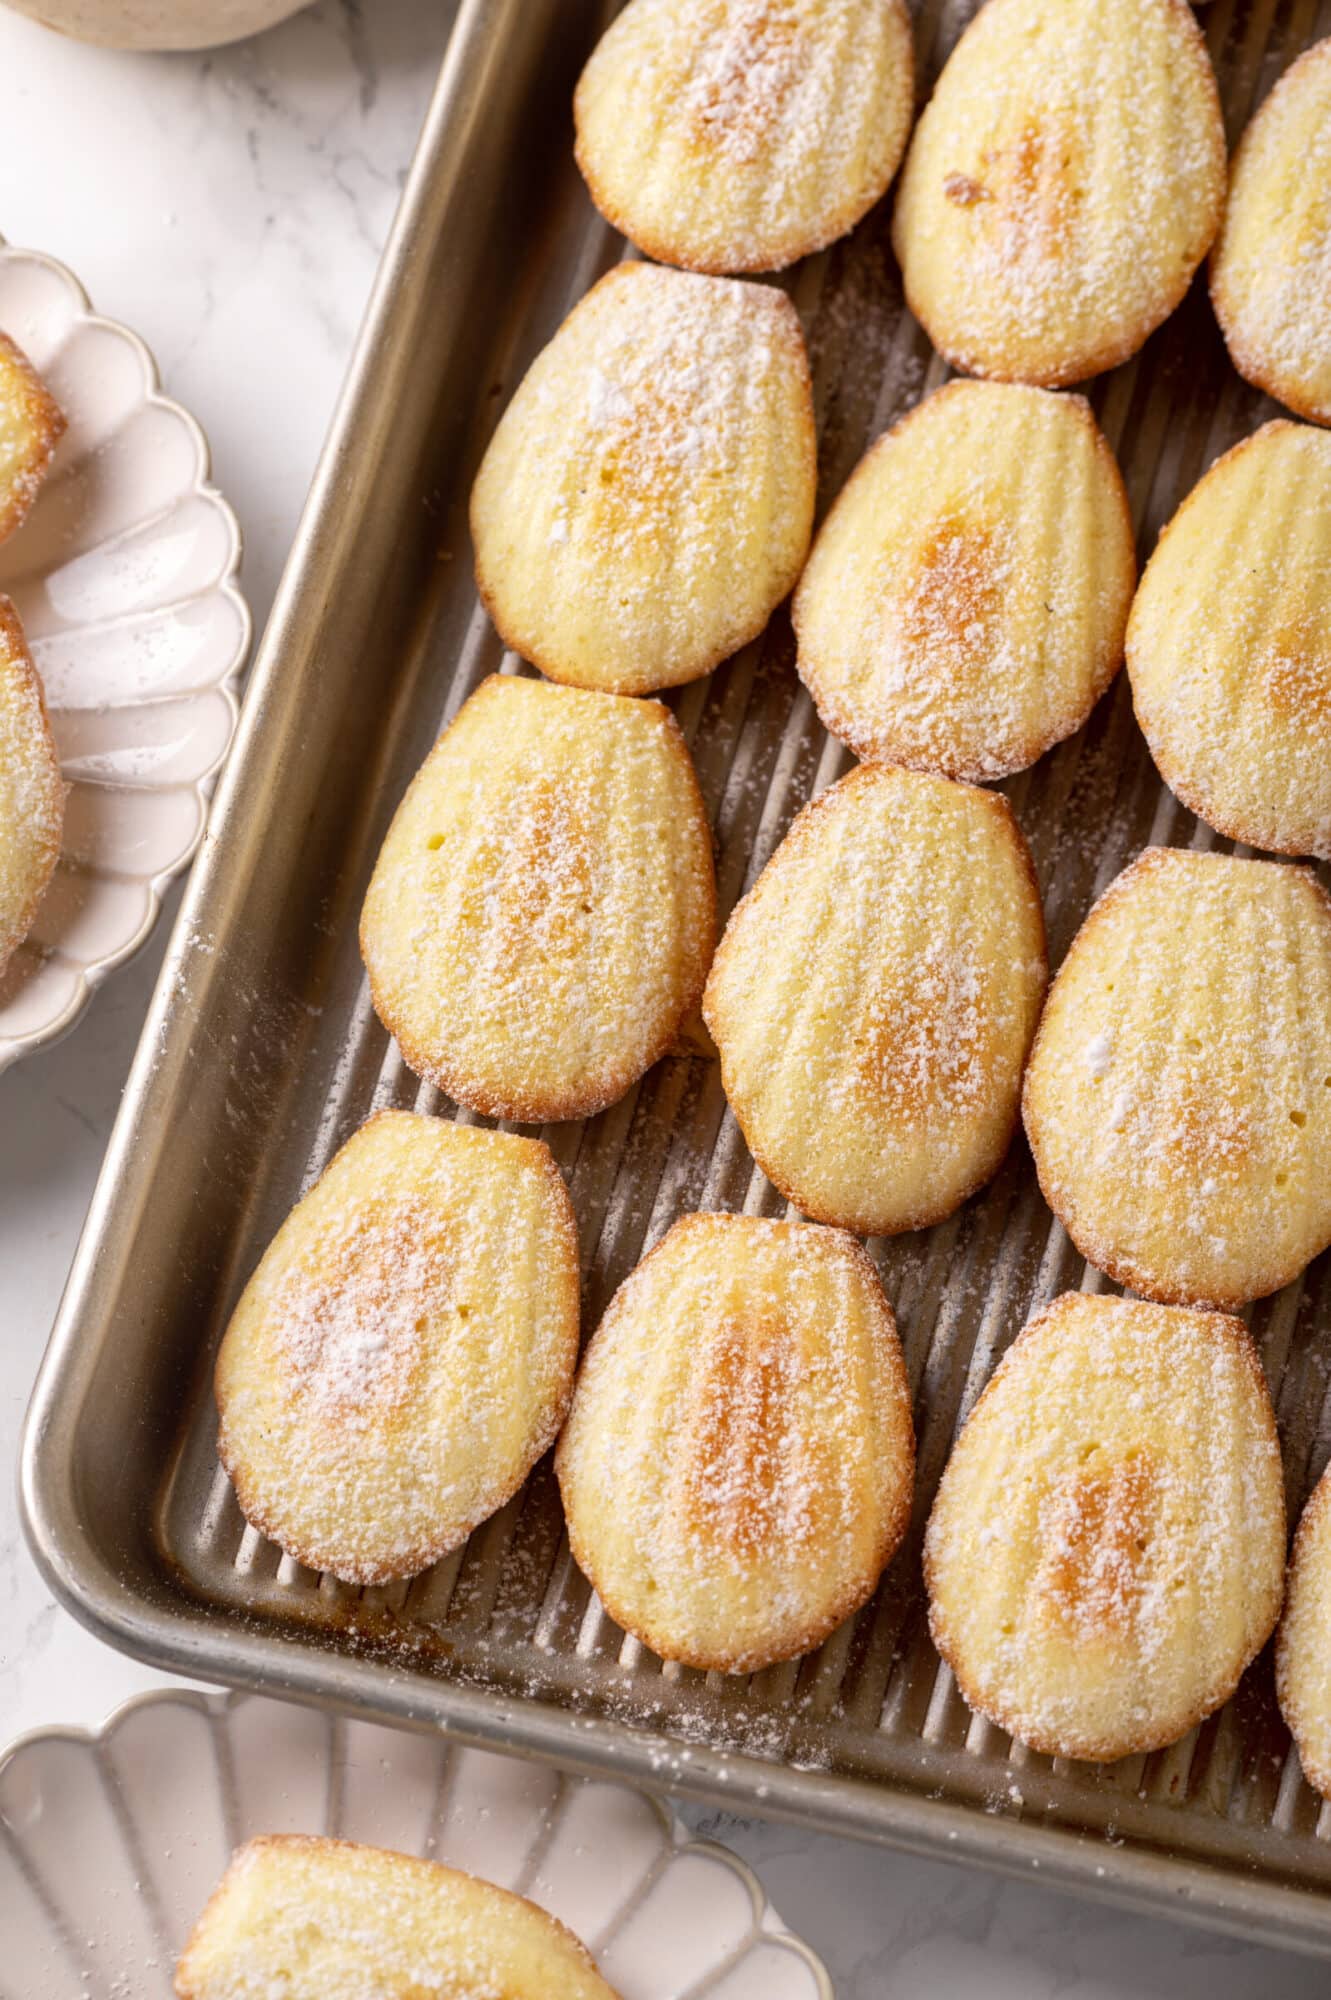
[19,1502,1331,1960]
[19,0,1331,1956]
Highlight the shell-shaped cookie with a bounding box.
[360,676,716,1123]
[926,1292,1285,1762]
[0,595,62,979]
[1277,1466,1331,1800]
[176,1837,620,2000]
[1211,41,1331,427]
[890,0,1225,387]
[0,330,64,546]
[573,0,916,276]
[702,764,1047,1235]
[214,1111,580,1585]
[555,1212,914,1673]
[469,263,815,695]
[1126,421,1331,859]
[1023,849,1331,1308]
[793,381,1136,782]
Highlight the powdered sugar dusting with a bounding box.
[178,1836,618,1999]
[704,763,1047,1234]
[471,261,814,692]
[1025,848,1331,1306]
[274,1200,450,1425]
[215,1113,579,1585]
[576,0,914,272]
[557,1213,913,1673]
[363,675,715,1123]
[1126,421,1331,860]
[1212,38,1331,424]
[926,1292,1285,1760]
[795,381,1135,784]
[892,0,1224,383]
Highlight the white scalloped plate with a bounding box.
[0,1689,832,1999]
[0,239,249,1072]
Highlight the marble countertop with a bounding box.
[0,6,1321,1993]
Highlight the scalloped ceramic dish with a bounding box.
[0,1689,830,2000]
[0,238,248,1071]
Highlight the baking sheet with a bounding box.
[23,0,1331,1955]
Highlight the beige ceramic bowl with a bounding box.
[1,0,310,48]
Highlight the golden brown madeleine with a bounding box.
[0,594,63,979]
[215,1111,580,1585]
[176,1836,620,2000]
[890,0,1225,387]
[1126,421,1331,859]
[555,1212,914,1673]
[1024,849,1331,1308]
[574,0,915,276]
[360,676,715,1123]
[1212,40,1331,426]
[702,764,1047,1235]
[469,262,815,694]
[1278,1467,1331,1800]
[793,381,1135,782]
[0,330,64,546]
[926,1292,1285,1763]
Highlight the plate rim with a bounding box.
[0,1681,835,1996]
[0,233,252,1074]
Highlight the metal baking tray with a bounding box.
[22,0,1331,1957]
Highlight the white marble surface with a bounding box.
[0,6,1322,1993]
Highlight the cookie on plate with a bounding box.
[215,1110,580,1585]
[176,1836,620,2000]
[1126,420,1331,858]
[360,675,716,1123]
[0,330,64,545]
[0,595,63,980]
[926,1291,1285,1762]
[1024,848,1331,1308]
[702,763,1047,1235]
[793,380,1136,781]
[1277,1466,1331,1800]
[574,0,915,275]
[470,262,815,694]
[890,0,1225,386]
[555,1212,914,1673]
[1211,40,1331,426]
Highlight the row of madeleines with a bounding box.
[214,1119,1330,1786]
[217,0,1331,1835]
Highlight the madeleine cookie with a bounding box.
[0,331,64,546]
[1126,422,1331,858]
[793,381,1135,781]
[470,263,815,694]
[0,596,63,980]
[176,1837,620,2000]
[926,1292,1285,1762]
[891,0,1225,387]
[360,676,715,1123]
[574,0,915,275]
[1212,41,1331,426]
[556,1212,914,1673]
[702,764,1047,1235]
[1277,1467,1331,1800]
[1024,849,1331,1308]
[214,1110,579,1585]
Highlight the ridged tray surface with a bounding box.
[23,0,1331,1958]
